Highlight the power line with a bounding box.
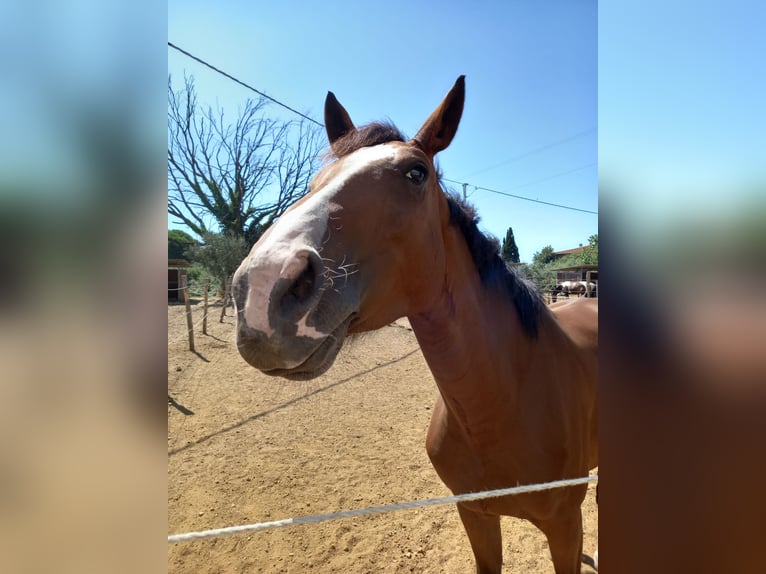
[478,186,597,214]
[168,43,595,215]
[458,127,596,179]
[168,42,323,128]
[443,162,597,215]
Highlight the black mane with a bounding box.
[445,193,545,337]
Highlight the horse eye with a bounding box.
[405,166,427,184]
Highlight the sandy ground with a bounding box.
[168,301,597,573]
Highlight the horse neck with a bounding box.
[408,223,553,425]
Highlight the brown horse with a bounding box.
[232,77,598,574]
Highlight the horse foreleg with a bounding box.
[536,506,584,574]
[456,503,502,574]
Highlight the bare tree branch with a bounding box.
[167,75,323,245]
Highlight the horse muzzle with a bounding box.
[237,314,353,381]
[232,247,357,379]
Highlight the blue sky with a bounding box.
[169,1,597,263]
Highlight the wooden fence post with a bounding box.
[182,273,195,352]
[219,275,232,323]
[202,278,209,335]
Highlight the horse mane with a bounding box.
[445,192,545,338]
[327,121,406,159]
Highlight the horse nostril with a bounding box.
[274,250,324,320]
[282,257,317,310]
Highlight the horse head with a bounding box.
[231,77,465,380]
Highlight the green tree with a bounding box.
[523,244,559,293]
[555,235,598,267]
[522,244,556,293]
[501,227,520,263]
[168,229,198,260]
[532,244,556,265]
[526,261,558,293]
[582,234,598,264]
[184,232,251,321]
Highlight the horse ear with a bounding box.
[324,91,356,147]
[413,76,465,156]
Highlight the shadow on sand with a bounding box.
[168,347,421,456]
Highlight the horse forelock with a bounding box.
[325,121,407,160]
[445,193,545,338]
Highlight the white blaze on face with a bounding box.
[237,143,401,338]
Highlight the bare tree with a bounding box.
[168,75,323,246]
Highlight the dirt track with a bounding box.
[168,302,597,573]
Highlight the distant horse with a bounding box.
[552,281,597,302]
[232,77,598,574]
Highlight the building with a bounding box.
[553,263,598,285]
[551,246,587,260]
[168,259,192,302]
[550,246,598,284]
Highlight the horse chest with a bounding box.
[427,396,522,486]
